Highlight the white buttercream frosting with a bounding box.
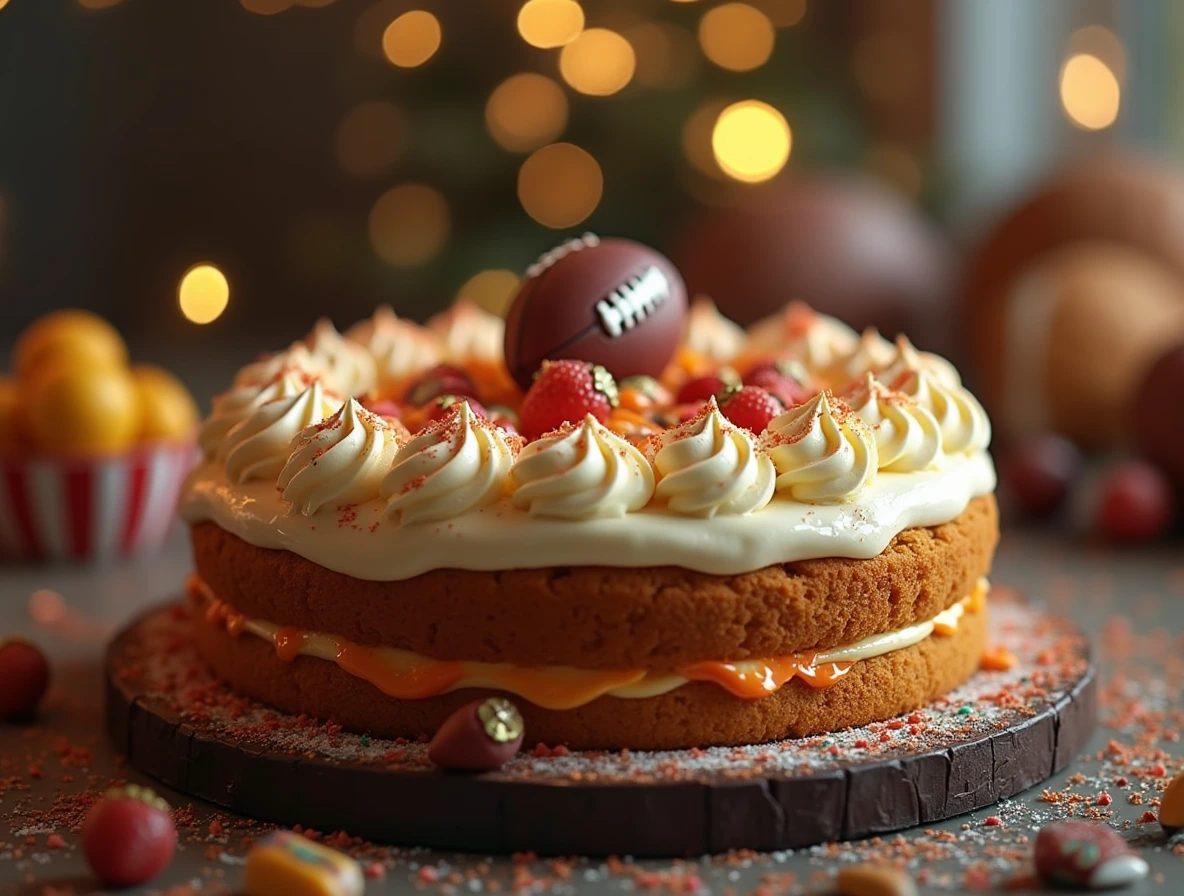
[235,343,328,388]
[746,302,860,373]
[763,391,878,502]
[510,415,655,520]
[381,401,518,526]
[878,335,962,388]
[841,373,941,473]
[222,382,342,485]
[889,366,992,455]
[426,300,505,363]
[278,398,401,516]
[305,318,378,397]
[646,398,774,517]
[824,328,897,387]
[686,297,746,363]
[345,305,441,391]
[200,370,314,459]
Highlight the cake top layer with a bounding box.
[181,236,995,579]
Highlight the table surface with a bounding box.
[1,525,1182,895]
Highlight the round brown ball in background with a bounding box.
[671,176,950,351]
[1132,342,1184,494]
[962,154,1184,450]
[503,235,688,392]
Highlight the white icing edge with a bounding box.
[180,452,996,581]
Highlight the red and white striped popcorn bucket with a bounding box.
[0,441,197,562]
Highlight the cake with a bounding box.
[180,237,997,752]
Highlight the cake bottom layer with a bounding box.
[193,604,987,751]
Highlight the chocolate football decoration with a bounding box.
[1034,820,1148,890]
[503,234,689,392]
[428,697,525,772]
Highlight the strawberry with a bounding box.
[743,360,811,407]
[519,360,618,440]
[719,386,783,433]
[676,375,730,405]
[82,784,176,888]
[426,394,487,425]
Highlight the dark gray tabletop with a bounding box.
[1,524,1181,894]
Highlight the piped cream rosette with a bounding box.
[761,391,877,502]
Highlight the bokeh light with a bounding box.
[239,0,292,13]
[518,143,603,228]
[1068,25,1126,81]
[382,10,442,68]
[711,100,791,183]
[517,0,584,49]
[1060,52,1121,131]
[698,3,775,72]
[682,99,730,178]
[334,101,405,178]
[0,0,10,10]
[458,270,521,318]
[559,28,636,96]
[369,184,450,267]
[753,0,805,27]
[29,589,66,625]
[179,264,230,325]
[851,32,918,103]
[627,22,699,89]
[485,74,569,153]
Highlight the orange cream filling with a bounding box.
[192,577,986,710]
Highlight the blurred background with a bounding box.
[2,0,1184,450]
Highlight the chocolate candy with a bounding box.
[244,830,363,896]
[1034,820,1148,890]
[428,696,525,772]
[82,784,176,888]
[836,863,917,896]
[1132,342,1184,494]
[503,235,688,391]
[0,637,50,720]
[1161,770,1184,836]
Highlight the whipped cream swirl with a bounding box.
[746,301,859,373]
[889,366,991,455]
[510,415,655,520]
[824,327,896,388]
[762,391,877,502]
[222,382,342,485]
[878,335,962,388]
[381,401,518,526]
[686,297,746,363]
[346,305,441,390]
[427,300,505,363]
[647,398,775,516]
[200,370,312,459]
[305,318,378,397]
[278,398,402,516]
[235,343,328,388]
[840,373,941,472]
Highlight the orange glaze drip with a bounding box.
[274,626,311,662]
[677,655,853,699]
[934,581,989,637]
[204,598,246,638]
[335,643,465,700]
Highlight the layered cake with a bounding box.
[181,236,997,751]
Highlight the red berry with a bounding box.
[676,375,729,405]
[1001,435,1081,520]
[0,638,50,720]
[518,360,618,440]
[743,361,811,407]
[1095,461,1176,543]
[426,395,487,425]
[82,785,176,888]
[719,386,783,433]
[362,399,402,421]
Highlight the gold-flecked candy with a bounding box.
[478,697,524,744]
[836,863,918,896]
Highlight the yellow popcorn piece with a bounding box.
[244,831,364,896]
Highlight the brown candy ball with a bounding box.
[1132,342,1184,494]
[0,637,51,720]
[428,697,525,772]
[503,235,688,392]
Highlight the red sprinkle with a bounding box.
[46,833,65,849]
[1139,811,1158,823]
[985,816,1002,826]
